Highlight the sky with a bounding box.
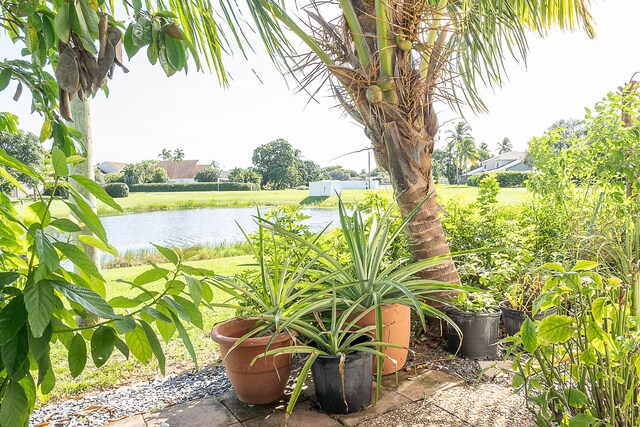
[1,0,639,172]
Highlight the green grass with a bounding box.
[44,255,254,404]
[14,186,527,218]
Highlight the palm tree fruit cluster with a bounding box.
[55,12,127,120]
[366,85,383,103]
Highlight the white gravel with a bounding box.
[30,366,230,427]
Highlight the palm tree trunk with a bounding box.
[379,121,460,286]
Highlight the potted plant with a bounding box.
[255,290,401,416]
[499,272,557,336]
[445,291,501,359]
[209,218,332,404]
[259,198,466,378]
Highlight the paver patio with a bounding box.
[104,367,472,427]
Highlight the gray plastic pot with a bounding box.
[499,300,558,336]
[444,306,501,360]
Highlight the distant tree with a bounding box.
[497,137,514,154]
[151,167,169,183]
[252,139,300,189]
[457,137,479,176]
[478,142,493,162]
[122,160,159,185]
[546,118,587,152]
[159,148,173,160]
[195,166,222,182]
[297,159,323,185]
[446,122,477,183]
[228,167,261,185]
[121,164,142,185]
[0,130,44,193]
[322,165,357,181]
[104,172,124,183]
[94,166,105,184]
[173,148,185,161]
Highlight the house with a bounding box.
[465,151,530,178]
[157,160,210,183]
[97,161,127,174]
[309,180,379,197]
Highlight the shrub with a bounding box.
[467,171,530,187]
[128,182,259,192]
[43,186,69,198]
[151,167,169,183]
[194,167,221,182]
[104,172,124,183]
[102,182,129,198]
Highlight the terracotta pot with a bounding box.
[211,318,293,404]
[351,303,411,375]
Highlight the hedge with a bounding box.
[128,182,260,192]
[467,171,531,187]
[102,182,130,198]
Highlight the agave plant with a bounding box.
[258,197,473,390]
[204,209,337,345]
[253,288,402,417]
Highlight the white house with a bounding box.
[309,180,379,197]
[466,151,530,178]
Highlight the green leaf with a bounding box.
[0,381,29,427]
[126,325,153,363]
[141,306,172,323]
[537,315,575,344]
[123,24,142,59]
[564,388,589,408]
[0,68,11,91]
[109,296,140,309]
[52,146,69,177]
[168,311,198,369]
[571,260,598,272]
[50,280,116,319]
[134,267,170,285]
[50,218,82,233]
[0,148,42,181]
[35,229,59,282]
[568,413,597,427]
[0,272,20,290]
[153,244,179,265]
[2,328,28,378]
[66,192,108,243]
[53,241,103,280]
[53,3,71,43]
[40,364,55,395]
[114,316,136,334]
[29,323,51,362]
[114,336,130,359]
[91,326,116,368]
[24,280,56,338]
[140,320,166,375]
[172,295,203,329]
[78,235,118,257]
[70,175,122,212]
[68,333,87,378]
[184,274,202,306]
[0,295,28,345]
[539,262,566,273]
[520,317,537,353]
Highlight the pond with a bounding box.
[100,207,341,255]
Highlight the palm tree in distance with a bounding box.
[498,137,514,154]
[446,122,474,184]
[456,138,479,183]
[159,149,173,160]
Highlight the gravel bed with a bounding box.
[30,366,230,427]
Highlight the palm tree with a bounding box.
[446,122,474,183]
[456,138,479,183]
[244,1,594,283]
[159,149,173,160]
[173,148,185,162]
[498,137,514,154]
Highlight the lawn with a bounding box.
[45,255,254,403]
[14,185,527,217]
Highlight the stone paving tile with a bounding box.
[144,397,238,427]
[104,415,147,427]
[243,399,341,427]
[219,390,308,422]
[477,360,513,380]
[392,370,463,402]
[334,387,412,427]
[358,401,471,427]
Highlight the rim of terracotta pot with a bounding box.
[211,317,293,347]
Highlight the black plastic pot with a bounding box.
[444,306,501,360]
[499,300,558,336]
[311,348,372,414]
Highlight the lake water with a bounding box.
[100,207,340,255]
